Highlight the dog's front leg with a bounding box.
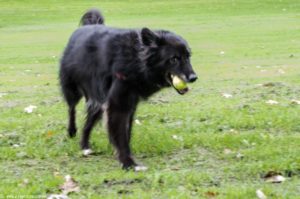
[105,81,138,169]
[107,107,136,169]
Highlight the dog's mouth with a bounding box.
[166,73,189,95]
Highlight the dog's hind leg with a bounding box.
[62,83,82,138]
[68,106,77,138]
[81,100,103,150]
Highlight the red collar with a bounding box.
[115,72,127,80]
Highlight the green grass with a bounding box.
[1,0,300,198]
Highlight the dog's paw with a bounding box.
[82,149,93,156]
[68,128,77,138]
[134,165,148,172]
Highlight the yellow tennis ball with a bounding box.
[172,75,187,90]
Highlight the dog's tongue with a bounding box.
[171,75,189,95]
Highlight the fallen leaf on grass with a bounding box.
[172,135,183,141]
[265,100,278,105]
[236,152,244,159]
[223,148,233,155]
[204,191,218,198]
[53,172,63,179]
[0,92,7,98]
[135,119,142,125]
[19,179,29,187]
[256,189,267,199]
[23,178,29,184]
[263,82,276,87]
[24,105,37,113]
[263,171,286,183]
[60,175,80,194]
[46,131,54,138]
[221,93,232,98]
[229,129,237,133]
[47,194,69,199]
[290,99,300,105]
[12,144,20,148]
[277,69,285,74]
[134,165,148,172]
[170,166,181,171]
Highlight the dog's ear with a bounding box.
[141,28,158,46]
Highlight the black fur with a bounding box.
[59,9,197,169]
[80,8,104,25]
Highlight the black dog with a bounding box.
[59,9,197,170]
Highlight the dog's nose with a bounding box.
[188,73,198,82]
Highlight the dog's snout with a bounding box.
[187,73,198,82]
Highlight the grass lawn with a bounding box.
[1,0,300,198]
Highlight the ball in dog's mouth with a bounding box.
[169,74,189,95]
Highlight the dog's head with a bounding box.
[141,28,197,94]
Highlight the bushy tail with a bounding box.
[80,8,104,26]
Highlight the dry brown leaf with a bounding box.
[46,131,54,138]
[204,191,218,198]
[263,82,276,87]
[60,175,80,194]
[170,167,180,171]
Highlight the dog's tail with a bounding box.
[80,8,104,26]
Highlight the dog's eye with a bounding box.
[170,57,179,65]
